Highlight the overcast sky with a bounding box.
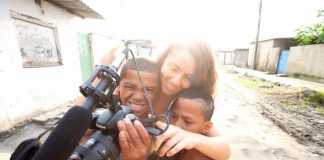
[83,0,324,50]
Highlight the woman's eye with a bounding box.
[170,64,179,72]
[184,120,193,125]
[146,88,154,93]
[170,113,177,119]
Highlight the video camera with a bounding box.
[10,41,168,160]
[68,42,169,160]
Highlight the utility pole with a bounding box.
[253,0,263,69]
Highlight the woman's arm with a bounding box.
[155,122,230,160]
[190,133,230,160]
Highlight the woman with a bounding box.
[118,40,230,160]
[154,40,216,114]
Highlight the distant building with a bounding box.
[233,49,249,68]
[216,49,248,68]
[216,50,235,65]
[248,38,295,73]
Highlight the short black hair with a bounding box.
[120,57,159,79]
[177,87,214,121]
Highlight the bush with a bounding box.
[295,23,324,45]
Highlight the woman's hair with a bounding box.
[157,40,217,95]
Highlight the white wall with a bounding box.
[0,0,87,131]
[287,44,324,81]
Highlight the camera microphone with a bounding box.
[32,106,92,160]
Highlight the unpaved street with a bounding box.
[213,69,323,160]
[1,69,323,160]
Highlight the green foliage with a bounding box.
[317,9,324,17]
[295,23,324,45]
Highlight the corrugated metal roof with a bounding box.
[47,0,103,19]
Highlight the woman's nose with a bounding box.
[169,74,182,87]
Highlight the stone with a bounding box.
[302,88,316,97]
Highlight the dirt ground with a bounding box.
[234,70,324,155]
[0,69,323,160]
[212,69,323,160]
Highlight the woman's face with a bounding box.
[160,49,196,96]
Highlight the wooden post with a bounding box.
[253,0,263,70]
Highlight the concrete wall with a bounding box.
[233,49,249,68]
[216,51,226,65]
[215,51,234,65]
[225,52,234,65]
[287,44,324,81]
[0,0,89,131]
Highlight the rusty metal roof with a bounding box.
[47,0,103,19]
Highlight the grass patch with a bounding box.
[303,90,324,105]
[237,76,324,116]
[316,107,324,115]
[236,77,270,90]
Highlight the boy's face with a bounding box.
[119,69,158,118]
[170,97,211,134]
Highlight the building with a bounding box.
[216,49,248,68]
[233,49,249,68]
[248,38,295,73]
[0,0,103,131]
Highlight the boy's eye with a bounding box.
[124,84,135,90]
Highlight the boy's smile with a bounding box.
[119,69,158,118]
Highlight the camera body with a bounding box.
[69,105,132,160]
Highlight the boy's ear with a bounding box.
[201,121,213,135]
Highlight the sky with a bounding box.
[83,0,324,50]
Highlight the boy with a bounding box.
[117,57,159,118]
[79,57,159,145]
[169,87,214,135]
[166,87,227,160]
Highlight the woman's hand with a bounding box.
[117,118,152,160]
[155,122,199,157]
[155,122,231,160]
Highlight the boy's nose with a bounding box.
[132,90,145,101]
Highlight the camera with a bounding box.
[9,41,168,160]
[68,44,168,160]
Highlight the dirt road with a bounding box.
[0,69,323,160]
[213,70,323,160]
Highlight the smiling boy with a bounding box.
[117,57,159,118]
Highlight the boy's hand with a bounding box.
[117,118,152,160]
[155,122,199,157]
